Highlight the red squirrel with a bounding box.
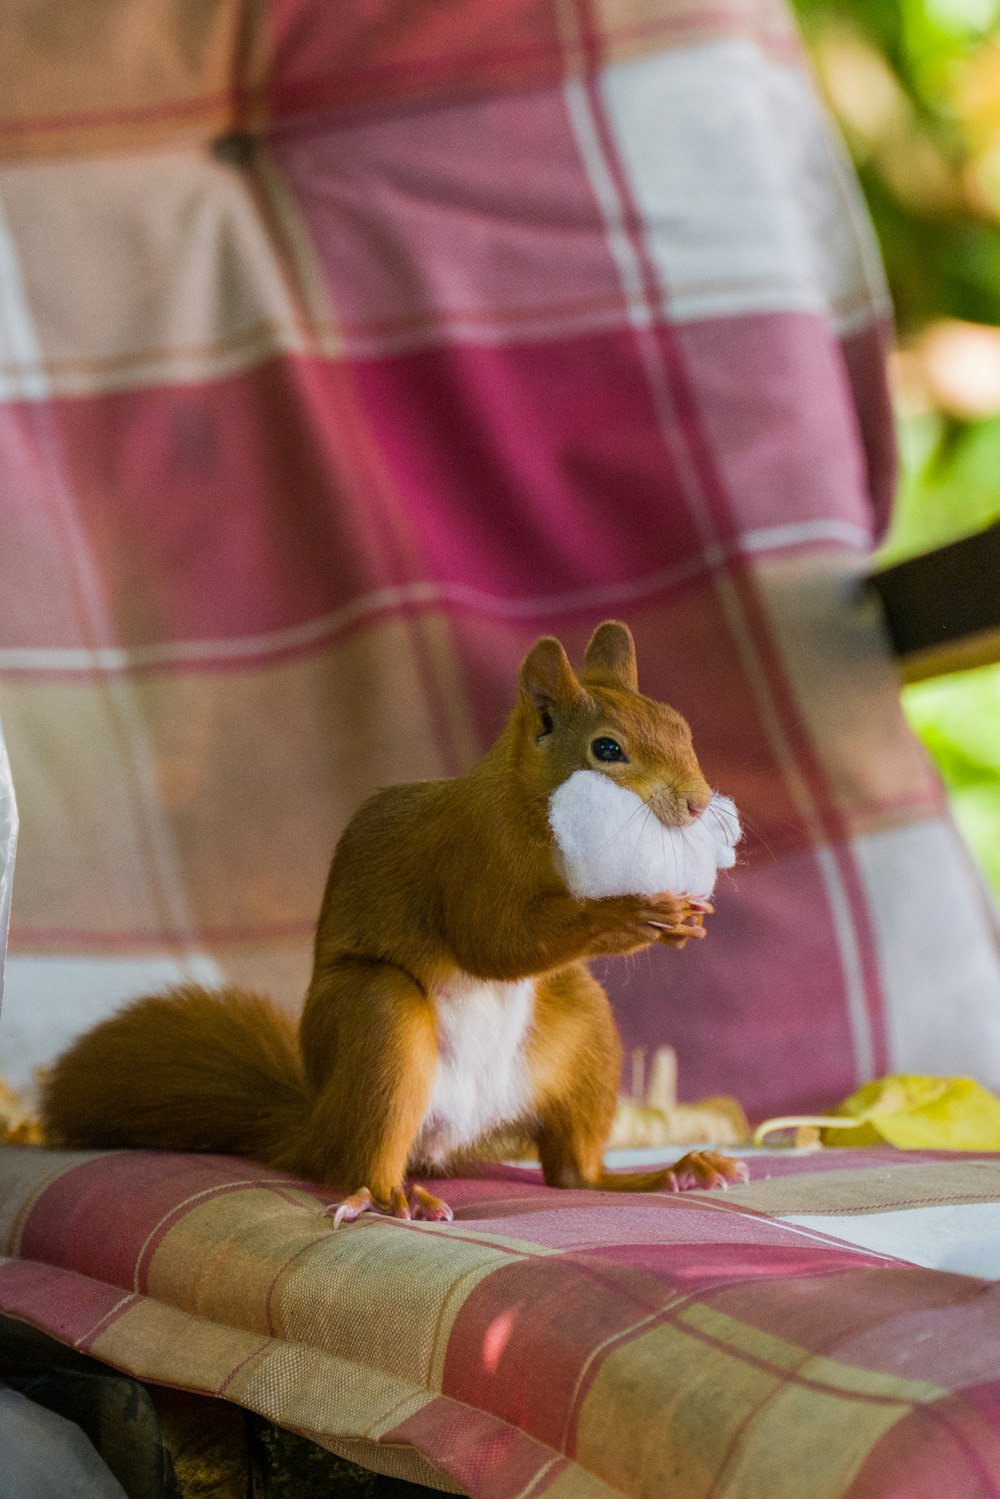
[42,621,748,1224]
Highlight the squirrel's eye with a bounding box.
[591,736,628,763]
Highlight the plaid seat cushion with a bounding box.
[4,1143,1000,1496]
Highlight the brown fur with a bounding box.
[43,622,745,1208]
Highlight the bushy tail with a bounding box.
[42,985,310,1170]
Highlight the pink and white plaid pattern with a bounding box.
[2,0,999,1117]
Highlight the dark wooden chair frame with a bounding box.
[871,521,1000,682]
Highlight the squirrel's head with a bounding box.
[514,620,712,829]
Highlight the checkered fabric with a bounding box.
[5,1143,1000,1496]
[2,0,1000,1116]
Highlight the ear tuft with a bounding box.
[583,620,638,691]
[519,636,580,716]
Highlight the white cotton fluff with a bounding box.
[548,770,741,901]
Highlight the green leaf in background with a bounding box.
[884,410,1000,564]
[903,665,1000,895]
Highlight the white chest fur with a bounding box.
[412,974,536,1167]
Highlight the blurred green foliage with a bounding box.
[905,667,1000,895]
[791,0,1000,333]
[791,0,1000,901]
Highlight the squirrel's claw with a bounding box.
[644,897,710,947]
[327,1186,380,1227]
[327,1185,409,1227]
[407,1183,454,1222]
[327,1182,453,1228]
[656,1150,749,1194]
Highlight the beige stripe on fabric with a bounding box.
[89,1296,278,1391]
[727,1159,1000,1217]
[751,553,943,829]
[4,681,198,947]
[272,1220,544,1396]
[0,150,305,400]
[223,1338,431,1446]
[575,1302,941,1499]
[538,1467,633,1499]
[135,1182,329,1303]
[0,0,267,162]
[89,1297,441,1478]
[5,618,458,947]
[145,1192,551,1391]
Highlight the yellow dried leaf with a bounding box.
[754,1076,1000,1151]
[824,1075,1000,1150]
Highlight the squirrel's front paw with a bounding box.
[595,892,711,949]
[644,893,712,948]
[655,1150,749,1193]
[326,1183,454,1228]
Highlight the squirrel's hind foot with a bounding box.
[407,1183,454,1221]
[656,1149,749,1193]
[327,1183,454,1228]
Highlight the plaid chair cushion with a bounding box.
[4,1143,1000,1496]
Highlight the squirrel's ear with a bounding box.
[583,620,638,691]
[519,636,580,721]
